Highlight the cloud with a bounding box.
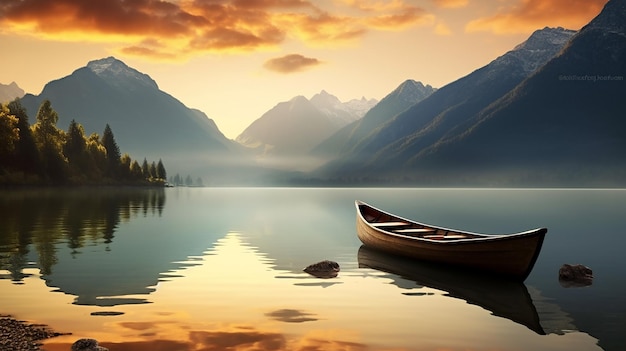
[366,6,435,30]
[466,0,607,34]
[341,0,435,31]
[433,0,469,9]
[0,0,433,59]
[263,54,323,73]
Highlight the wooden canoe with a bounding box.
[355,200,547,280]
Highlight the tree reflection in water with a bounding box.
[0,187,165,281]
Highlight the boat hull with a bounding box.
[355,201,546,280]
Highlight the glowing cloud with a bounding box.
[433,0,469,9]
[466,0,607,34]
[263,54,323,73]
[366,6,435,30]
[0,0,435,59]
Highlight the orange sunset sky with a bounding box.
[0,0,608,139]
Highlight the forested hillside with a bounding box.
[0,99,166,185]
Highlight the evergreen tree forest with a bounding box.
[0,99,167,186]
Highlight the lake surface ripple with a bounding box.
[1,187,624,351]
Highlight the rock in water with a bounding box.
[71,338,109,351]
[304,260,340,278]
[559,264,593,287]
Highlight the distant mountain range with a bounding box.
[0,81,24,103]
[20,57,252,183]
[316,0,626,186]
[236,91,377,171]
[11,0,626,186]
[312,79,436,160]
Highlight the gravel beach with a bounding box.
[0,315,68,351]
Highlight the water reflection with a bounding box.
[0,188,165,303]
[357,245,546,335]
[0,188,619,351]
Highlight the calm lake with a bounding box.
[1,187,624,351]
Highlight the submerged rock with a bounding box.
[71,338,109,351]
[559,264,593,287]
[304,260,340,278]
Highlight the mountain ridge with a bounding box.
[314,26,579,182]
[315,0,625,186]
[235,91,377,171]
[20,57,247,181]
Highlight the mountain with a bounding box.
[236,91,376,171]
[0,81,24,103]
[315,26,579,184]
[399,0,626,186]
[312,79,435,159]
[309,90,377,125]
[20,57,247,181]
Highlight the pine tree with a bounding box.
[149,161,157,179]
[64,120,88,169]
[130,160,143,180]
[141,158,150,179]
[156,159,166,180]
[101,124,121,177]
[7,99,39,174]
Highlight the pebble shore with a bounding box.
[0,315,68,351]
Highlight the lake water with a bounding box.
[0,187,624,351]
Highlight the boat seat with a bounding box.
[371,222,410,227]
[423,234,467,240]
[394,228,436,233]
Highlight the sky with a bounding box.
[0,0,608,139]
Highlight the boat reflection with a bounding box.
[357,245,546,335]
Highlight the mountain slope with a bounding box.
[316,26,577,182]
[20,57,245,177]
[402,0,626,186]
[312,79,435,159]
[236,91,376,171]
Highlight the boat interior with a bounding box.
[360,205,475,240]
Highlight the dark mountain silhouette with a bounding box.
[401,0,626,186]
[236,91,376,171]
[19,57,248,180]
[0,81,24,103]
[315,25,586,185]
[312,79,435,159]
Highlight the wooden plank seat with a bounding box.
[371,222,410,227]
[394,228,436,233]
[423,234,467,240]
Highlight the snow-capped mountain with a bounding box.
[315,27,579,182]
[20,57,247,180]
[86,56,158,90]
[344,96,379,118]
[236,91,376,171]
[312,79,435,159]
[500,27,576,74]
[309,90,377,126]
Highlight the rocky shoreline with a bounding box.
[0,315,69,351]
